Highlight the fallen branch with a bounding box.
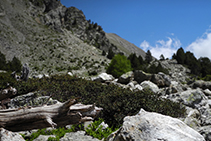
[0,99,102,132]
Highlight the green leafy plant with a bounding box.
[106,54,132,78]
[85,118,117,140]
[22,125,78,141]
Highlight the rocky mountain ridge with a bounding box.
[0,0,146,77]
[106,33,146,58]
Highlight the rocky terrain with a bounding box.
[0,0,146,77]
[91,59,211,140]
[1,59,211,140]
[1,0,211,141]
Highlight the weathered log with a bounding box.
[0,99,102,132]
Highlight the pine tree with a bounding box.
[128,53,140,70]
[107,48,115,59]
[160,54,165,61]
[102,50,106,56]
[199,57,211,77]
[175,47,185,64]
[7,57,22,72]
[145,50,153,64]
[185,51,201,75]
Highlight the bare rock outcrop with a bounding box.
[107,109,205,141]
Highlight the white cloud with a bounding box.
[140,40,150,51]
[186,30,211,59]
[140,37,181,59]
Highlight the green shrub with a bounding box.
[85,118,117,140]
[2,73,186,129]
[106,54,132,78]
[22,126,78,141]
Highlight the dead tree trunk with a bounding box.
[0,99,102,132]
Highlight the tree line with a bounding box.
[106,50,168,78]
[173,47,211,79]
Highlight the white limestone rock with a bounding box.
[107,109,205,141]
[140,80,159,93]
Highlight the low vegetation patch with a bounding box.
[1,72,186,128]
[21,118,117,141]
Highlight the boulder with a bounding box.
[67,72,73,76]
[204,89,211,98]
[106,109,205,141]
[192,80,211,90]
[20,63,30,82]
[197,125,211,141]
[33,135,56,141]
[117,71,133,84]
[60,131,100,141]
[92,73,114,82]
[151,74,165,87]
[184,107,201,129]
[140,81,159,93]
[134,84,143,91]
[0,128,25,141]
[127,82,135,89]
[180,89,204,107]
[198,106,211,126]
[158,72,172,86]
[134,70,152,83]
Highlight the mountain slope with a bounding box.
[106,33,146,58]
[0,0,146,77]
[0,0,111,76]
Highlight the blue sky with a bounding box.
[61,0,211,59]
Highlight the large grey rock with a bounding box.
[192,80,211,90]
[0,128,25,141]
[33,135,56,141]
[198,106,211,126]
[106,109,205,141]
[184,107,201,129]
[20,63,30,81]
[180,89,204,107]
[134,84,143,91]
[151,74,165,87]
[140,81,159,93]
[92,73,114,82]
[117,71,133,84]
[60,131,100,141]
[204,89,211,96]
[159,59,191,84]
[197,125,211,141]
[158,72,172,86]
[134,70,152,83]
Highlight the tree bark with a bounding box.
[0,99,102,132]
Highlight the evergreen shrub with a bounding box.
[1,73,186,128]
